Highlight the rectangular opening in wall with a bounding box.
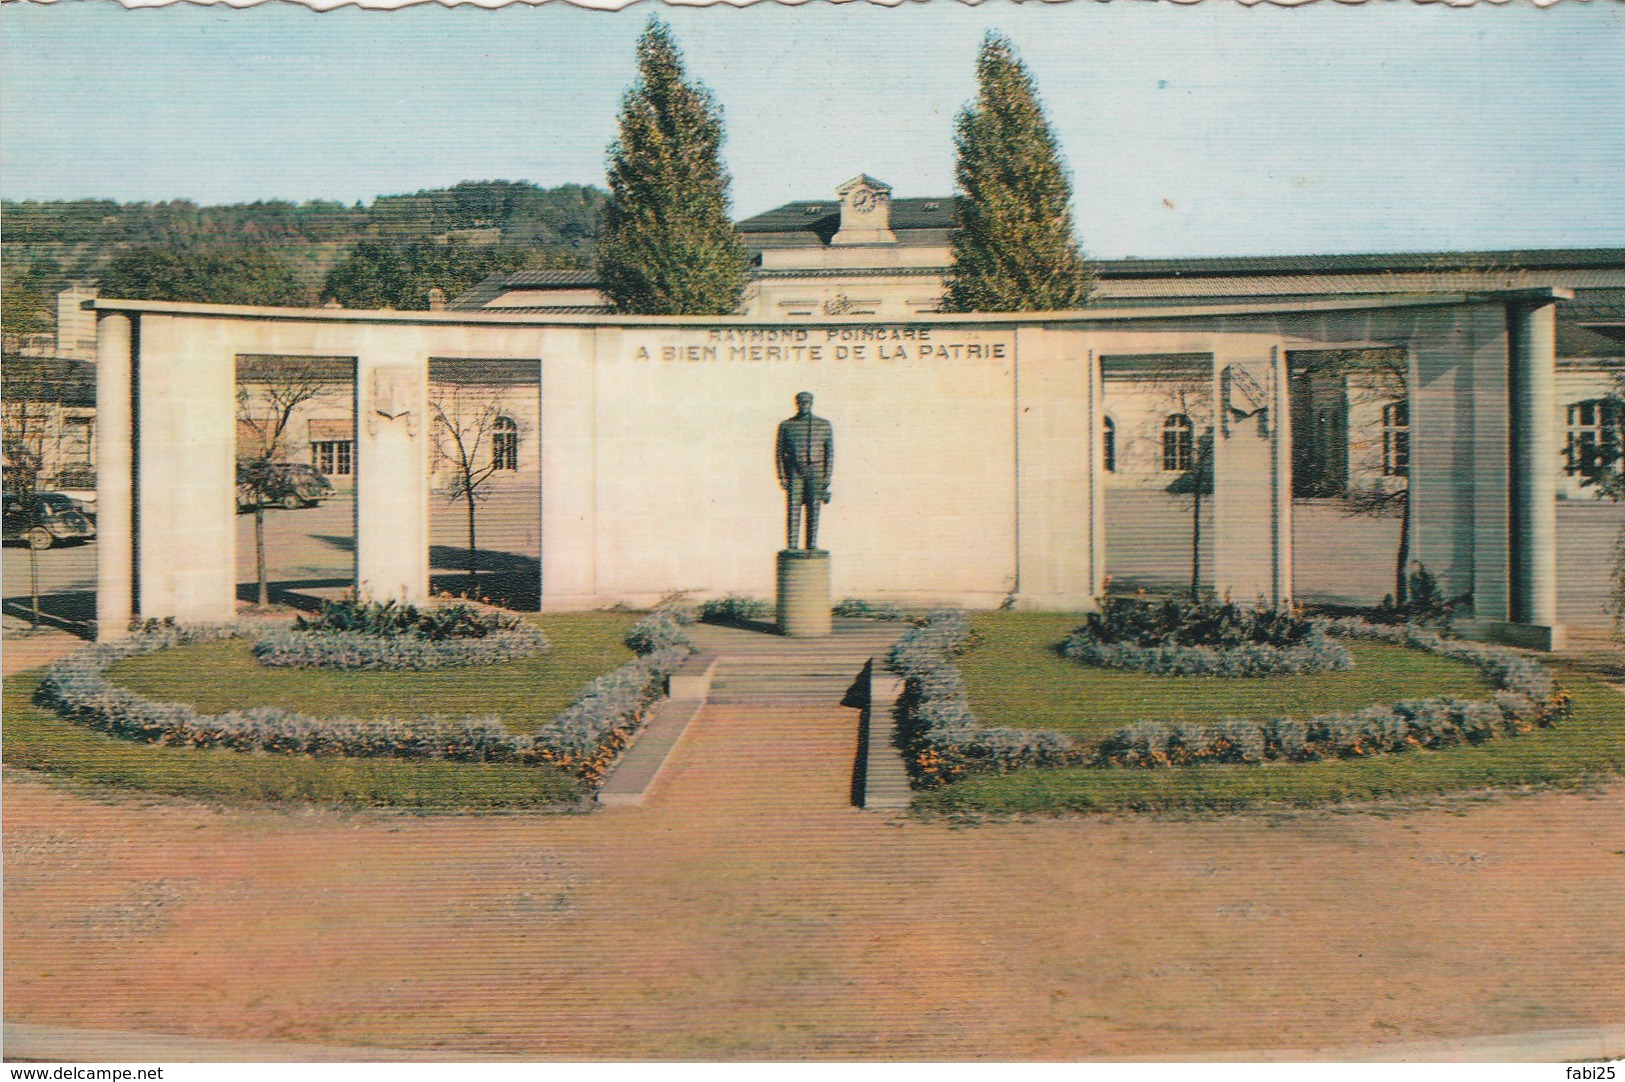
[1286,347,1409,609]
[1099,353,1215,599]
[233,354,357,611]
[427,357,542,611]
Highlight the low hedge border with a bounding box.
[1060,630,1353,678]
[251,622,549,671]
[1058,599,1353,677]
[890,611,1081,787]
[34,611,694,787]
[889,611,1571,788]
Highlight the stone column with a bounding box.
[777,549,832,637]
[95,313,134,639]
[1211,345,1292,606]
[1269,343,1294,603]
[355,359,429,603]
[1508,301,1563,646]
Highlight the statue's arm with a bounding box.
[821,427,834,499]
[774,424,790,486]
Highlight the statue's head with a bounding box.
[795,391,814,413]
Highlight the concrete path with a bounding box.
[1,628,85,677]
[6,616,1624,1061]
[635,619,905,812]
[9,1018,1620,1064]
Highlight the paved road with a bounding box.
[234,489,542,608]
[1,536,96,633]
[8,489,1617,626]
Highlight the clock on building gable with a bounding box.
[832,174,897,246]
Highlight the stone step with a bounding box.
[710,693,854,703]
[709,687,859,699]
[710,675,858,688]
[708,669,864,679]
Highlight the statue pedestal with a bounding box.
[777,549,832,638]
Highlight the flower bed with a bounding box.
[889,610,1569,788]
[890,611,1081,787]
[252,599,549,671]
[1060,598,1352,677]
[34,611,694,786]
[698,594,773,624]
[833,598,908,621]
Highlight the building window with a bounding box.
[1102,416,1116,473]
[1566,398,1621,477]
[1381,400,1409,478]
[61,417,93,467]
[312,440,353,477]
[1162,414,1193,472]
[492,416,519,471]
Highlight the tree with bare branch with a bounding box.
[1335,348,1413,606]
[235,356,346,607]
[1564,367,1625,635]
[3,355,99,628]
[1138,365,1213,600]
[2,360,62,627]
[430,381,522,595]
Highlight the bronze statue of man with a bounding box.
[776,391,834,550]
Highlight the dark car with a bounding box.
[236,461,335,511]
[2,492,96,550]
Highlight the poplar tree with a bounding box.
[942,34,1096,313]
[597,19,748,315]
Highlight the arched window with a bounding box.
[1102,416,1116,473]
[1162,414,1193,472]
[1566,398,1621,477]
[1381,400,1409,478]
[491,416,519,471]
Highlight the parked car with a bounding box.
[236,461,335,511]
[2,491,96,550]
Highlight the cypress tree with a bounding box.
[597,19,748,315]
[942,34,1096,313]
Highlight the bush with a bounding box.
[623,607,696,654]
[1062,598,1351,678]
[253,624,548,671]
[889,610,1082,787]
[252,599,549,671]
[1372,564,1470,627]
[1077,597,1318,649]
[832,598,907,621]
[699,594,772,624]
[35,610,695,786]
[1090,619,1570,769]
[294,597,518,640]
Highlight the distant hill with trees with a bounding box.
[1,181,607,324]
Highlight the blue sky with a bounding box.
[2,1,1623,258]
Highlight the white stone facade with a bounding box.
[93,290,1570,649]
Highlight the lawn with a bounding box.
[103,612,638,735]
[2,673,587,810]
[958,612,1493,746]
[922,613,1625,814]
[1,612,642,811]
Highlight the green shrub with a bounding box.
[294,597,519,641]
[699,595,772,623]
[1063,598,1351,677]
[1077,597,1317,649]
[833,598,907,621]
[1374,564,1471,627]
